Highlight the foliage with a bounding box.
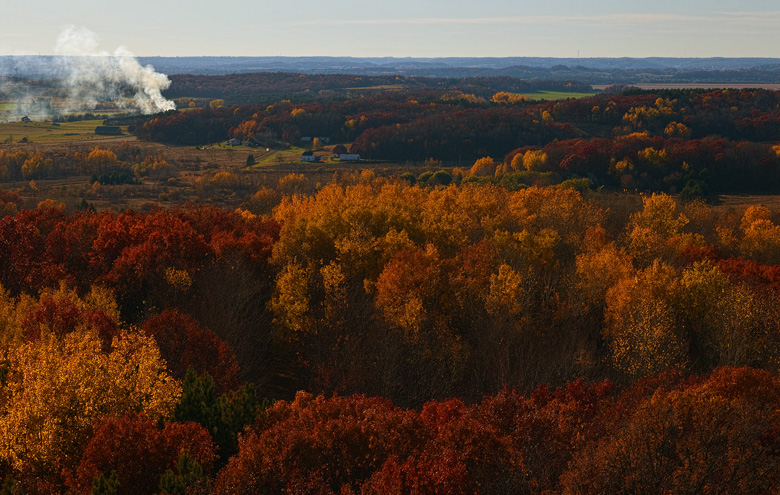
[71,414,214,495]
[90,471,118,495]
[562,367,780,495]
[142,310,240,392]
[172,369,259,464]
[159,451,209,495]
[0,329,181,479]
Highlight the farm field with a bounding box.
[523,90,597,100]
[0,119,129,143]
[593,83,780,90]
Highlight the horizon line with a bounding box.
[4,55,780,60]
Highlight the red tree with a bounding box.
[142,309,240,393]
[70,414,215,495]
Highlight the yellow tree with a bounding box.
[0,330,180,477]
[739,205,780,264]
[492,92,528,104]
[522,150,549,171]
[469,156,496,177]
[87,148,118,175]
[627,192,689,265]
[20,152,53,179]
[604,261,687,378]
[484,263,524,317]
[576,227,634,311]
[270,262,313,335]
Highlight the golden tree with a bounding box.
[86,148,118,175]
[0,330,180,476]
[604,261,687,378]
[469,156,496,177]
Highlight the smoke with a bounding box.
[54,25,176,114]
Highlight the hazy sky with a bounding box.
[4,0,780,58]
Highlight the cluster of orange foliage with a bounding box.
[267,178,780,405]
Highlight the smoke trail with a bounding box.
[54,25,176,114]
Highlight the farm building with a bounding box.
[332,144,348,157]
[300,151,318,162]
[340,153,360,162]
[95,126,121,135]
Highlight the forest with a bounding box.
[2,83,780,493]
[1,178,780,493]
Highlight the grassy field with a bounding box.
[0,120,129,143]
[523,90,597,101]
[252,146,311,166]
[592,83,780,91]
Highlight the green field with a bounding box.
[253,146,309,166]
[0,120,128,143]
[523,90,597,101]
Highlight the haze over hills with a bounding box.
[135,56,780,73]
[4,56,780,85]
[140,57,780,85]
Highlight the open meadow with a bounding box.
[0,119,129,143]
[522,89,597,100]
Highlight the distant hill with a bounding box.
[4,56,780,86]
[132,56,780,85]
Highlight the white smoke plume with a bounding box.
[54,25,175,114]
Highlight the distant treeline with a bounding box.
[162,73,591,102]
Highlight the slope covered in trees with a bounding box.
[138,88,780,197]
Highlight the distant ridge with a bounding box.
[136,56,780,73]
[135,56,780,76]
[3,56,780,85]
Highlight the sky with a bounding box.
[3,0,780,58]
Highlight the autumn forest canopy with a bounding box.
[131,85,780,197]
[3,76,780,493]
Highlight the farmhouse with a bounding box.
[95,126,121,136]
[300,150,318,162]
[340,153,361,162]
